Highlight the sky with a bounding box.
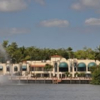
[0,0,100,51]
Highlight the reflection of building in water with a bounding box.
[0,55,98,78]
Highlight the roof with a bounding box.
[51,55,62,58]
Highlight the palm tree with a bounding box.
[94,45,100,61]
[65,72,70,77]
[67,47,73,59]
[44,64,53,78]
[74,72,79,77]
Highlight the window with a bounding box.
[55,62,57,72]
[6,66,10,72]
[0,66,3,71]
[22,65,27,71]
[38,67,43,71]
[14,66,18,71]
[30,67,34,71]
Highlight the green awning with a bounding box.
[59,62,68,68]
[78,62,86,68]
[88,62,96,67]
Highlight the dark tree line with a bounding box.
[0,40,100,63]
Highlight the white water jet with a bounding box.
[0,44,8,61]
[0,44,14,84]
[0,43,23,85]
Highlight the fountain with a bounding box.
[0,44,17,85]
[0,43,29,85]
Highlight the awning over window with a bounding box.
[88,62,96,67]
[59,62,68,68]
[78,62,86,68]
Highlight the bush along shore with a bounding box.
[90,65,100,85]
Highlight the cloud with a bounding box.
[85,18,100,25]
[71,0,100,11]
[71,3,82,10]
[34,0,45,5]
[0,28,30,36]
[39,19,70,27]
[0,0,27,12]
[0,0,46,12]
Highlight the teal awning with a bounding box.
[22,65,27,69]
[88,62,96,67]
[78,62,86,68]
[0,66,3,69]
[59,62,68,68]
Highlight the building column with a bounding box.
[72,63,75,77]
[41,74,42,78]
[49,73,51,78]
[53,62,55,76]
[86,64,88,72]
[27,64,30,72]
[57,62,59,79]
[68,64,70,73]
[4,64,6,75]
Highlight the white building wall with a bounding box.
[0,56,99,78]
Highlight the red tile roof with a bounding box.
[51,55,62,58]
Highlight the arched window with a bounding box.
[22,65,27,71]
[59,62,68,72]
[6,66,10,72]
[14,66,18,71]
[78,62,86,71]
[88,62,96,71]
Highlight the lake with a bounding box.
[0,84,100,100]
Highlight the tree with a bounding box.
[74,48,95,59]
[74,72,79,77]
[94,46,100,61]
[67,47,74,58]
[91,65,100,85]
[18,46,30,61]
[80,72,86,77]
[65,72,70,77]
[2,40,9,48]
[44,64,53,71]
[6,42,18,63]
[44,64,53,78]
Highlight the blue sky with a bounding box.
[0,0,100,51]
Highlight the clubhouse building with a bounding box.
[0,55,99,79]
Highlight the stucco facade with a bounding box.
[0,55,99,79]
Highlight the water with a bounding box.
[0,84,100,100]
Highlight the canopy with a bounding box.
[59,62,68,68]
[78,62,86,68]
[88,62,96,67]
